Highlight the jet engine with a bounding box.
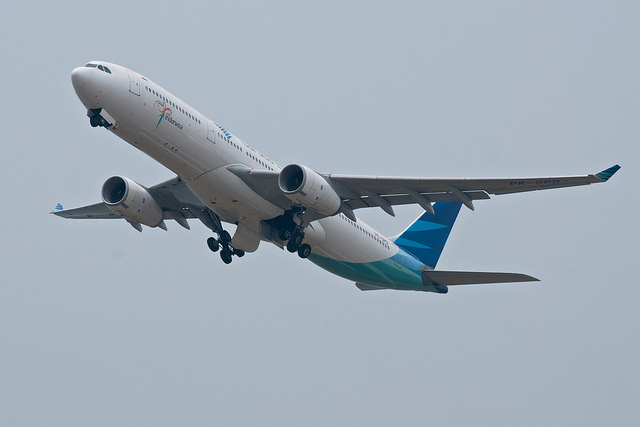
[278,164,341,216]
[101,176,164,227]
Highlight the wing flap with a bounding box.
[344,190,489,210]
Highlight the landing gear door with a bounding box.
[126,70,140,96]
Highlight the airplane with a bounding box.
[53,61,620,293]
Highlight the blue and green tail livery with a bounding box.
[393,201,462,269]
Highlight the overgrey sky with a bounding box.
[2,1,638,425]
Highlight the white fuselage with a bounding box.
[71,62,401,269]
[69,60,604,292]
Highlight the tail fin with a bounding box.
[392,201,462,269]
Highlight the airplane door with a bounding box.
[126,70,140,96]
[206,120,217,143]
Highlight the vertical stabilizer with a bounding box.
[392,201,462,269]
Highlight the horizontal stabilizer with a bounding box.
[421,268,539,287]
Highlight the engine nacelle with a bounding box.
[101,176,164,227]
[278,164,341,216]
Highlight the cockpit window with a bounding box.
[85,63,111,74]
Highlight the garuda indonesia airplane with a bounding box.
[54,61,620,293]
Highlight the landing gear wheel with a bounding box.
[286,239,299,253]
[233,249,245,258]
[287,231,305,253]
[291,232,304,247]
[90,115,101,127]
[207,237,219,252]
[279,228,292,241]
[220,249,233,264]
[297,244,311,259]
[220,230,232,244]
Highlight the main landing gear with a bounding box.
[283,227,311,259]
[202,208,313,264]
[206,230,245,264]
[270,209,312,259]
[193,208,245,264]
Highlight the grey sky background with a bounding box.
[1,1,638,425]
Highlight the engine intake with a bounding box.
[101,176,164,227]
[278,164,341,216]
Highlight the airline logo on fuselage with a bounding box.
[154,100,183,130]
[216,123,233,140]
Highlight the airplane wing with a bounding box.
[52,202,120,219]
[51,176,207,230]
[230,164,620,217]
[58,165,619,229]
[325,164,621,214]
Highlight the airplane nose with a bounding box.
[71,66,100,109]
[71,66,91,92]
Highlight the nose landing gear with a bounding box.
[88,108,115,129]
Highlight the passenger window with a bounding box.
[85,63,97,68]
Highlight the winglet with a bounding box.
[595,165,621,182]
[50,203,65,215]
